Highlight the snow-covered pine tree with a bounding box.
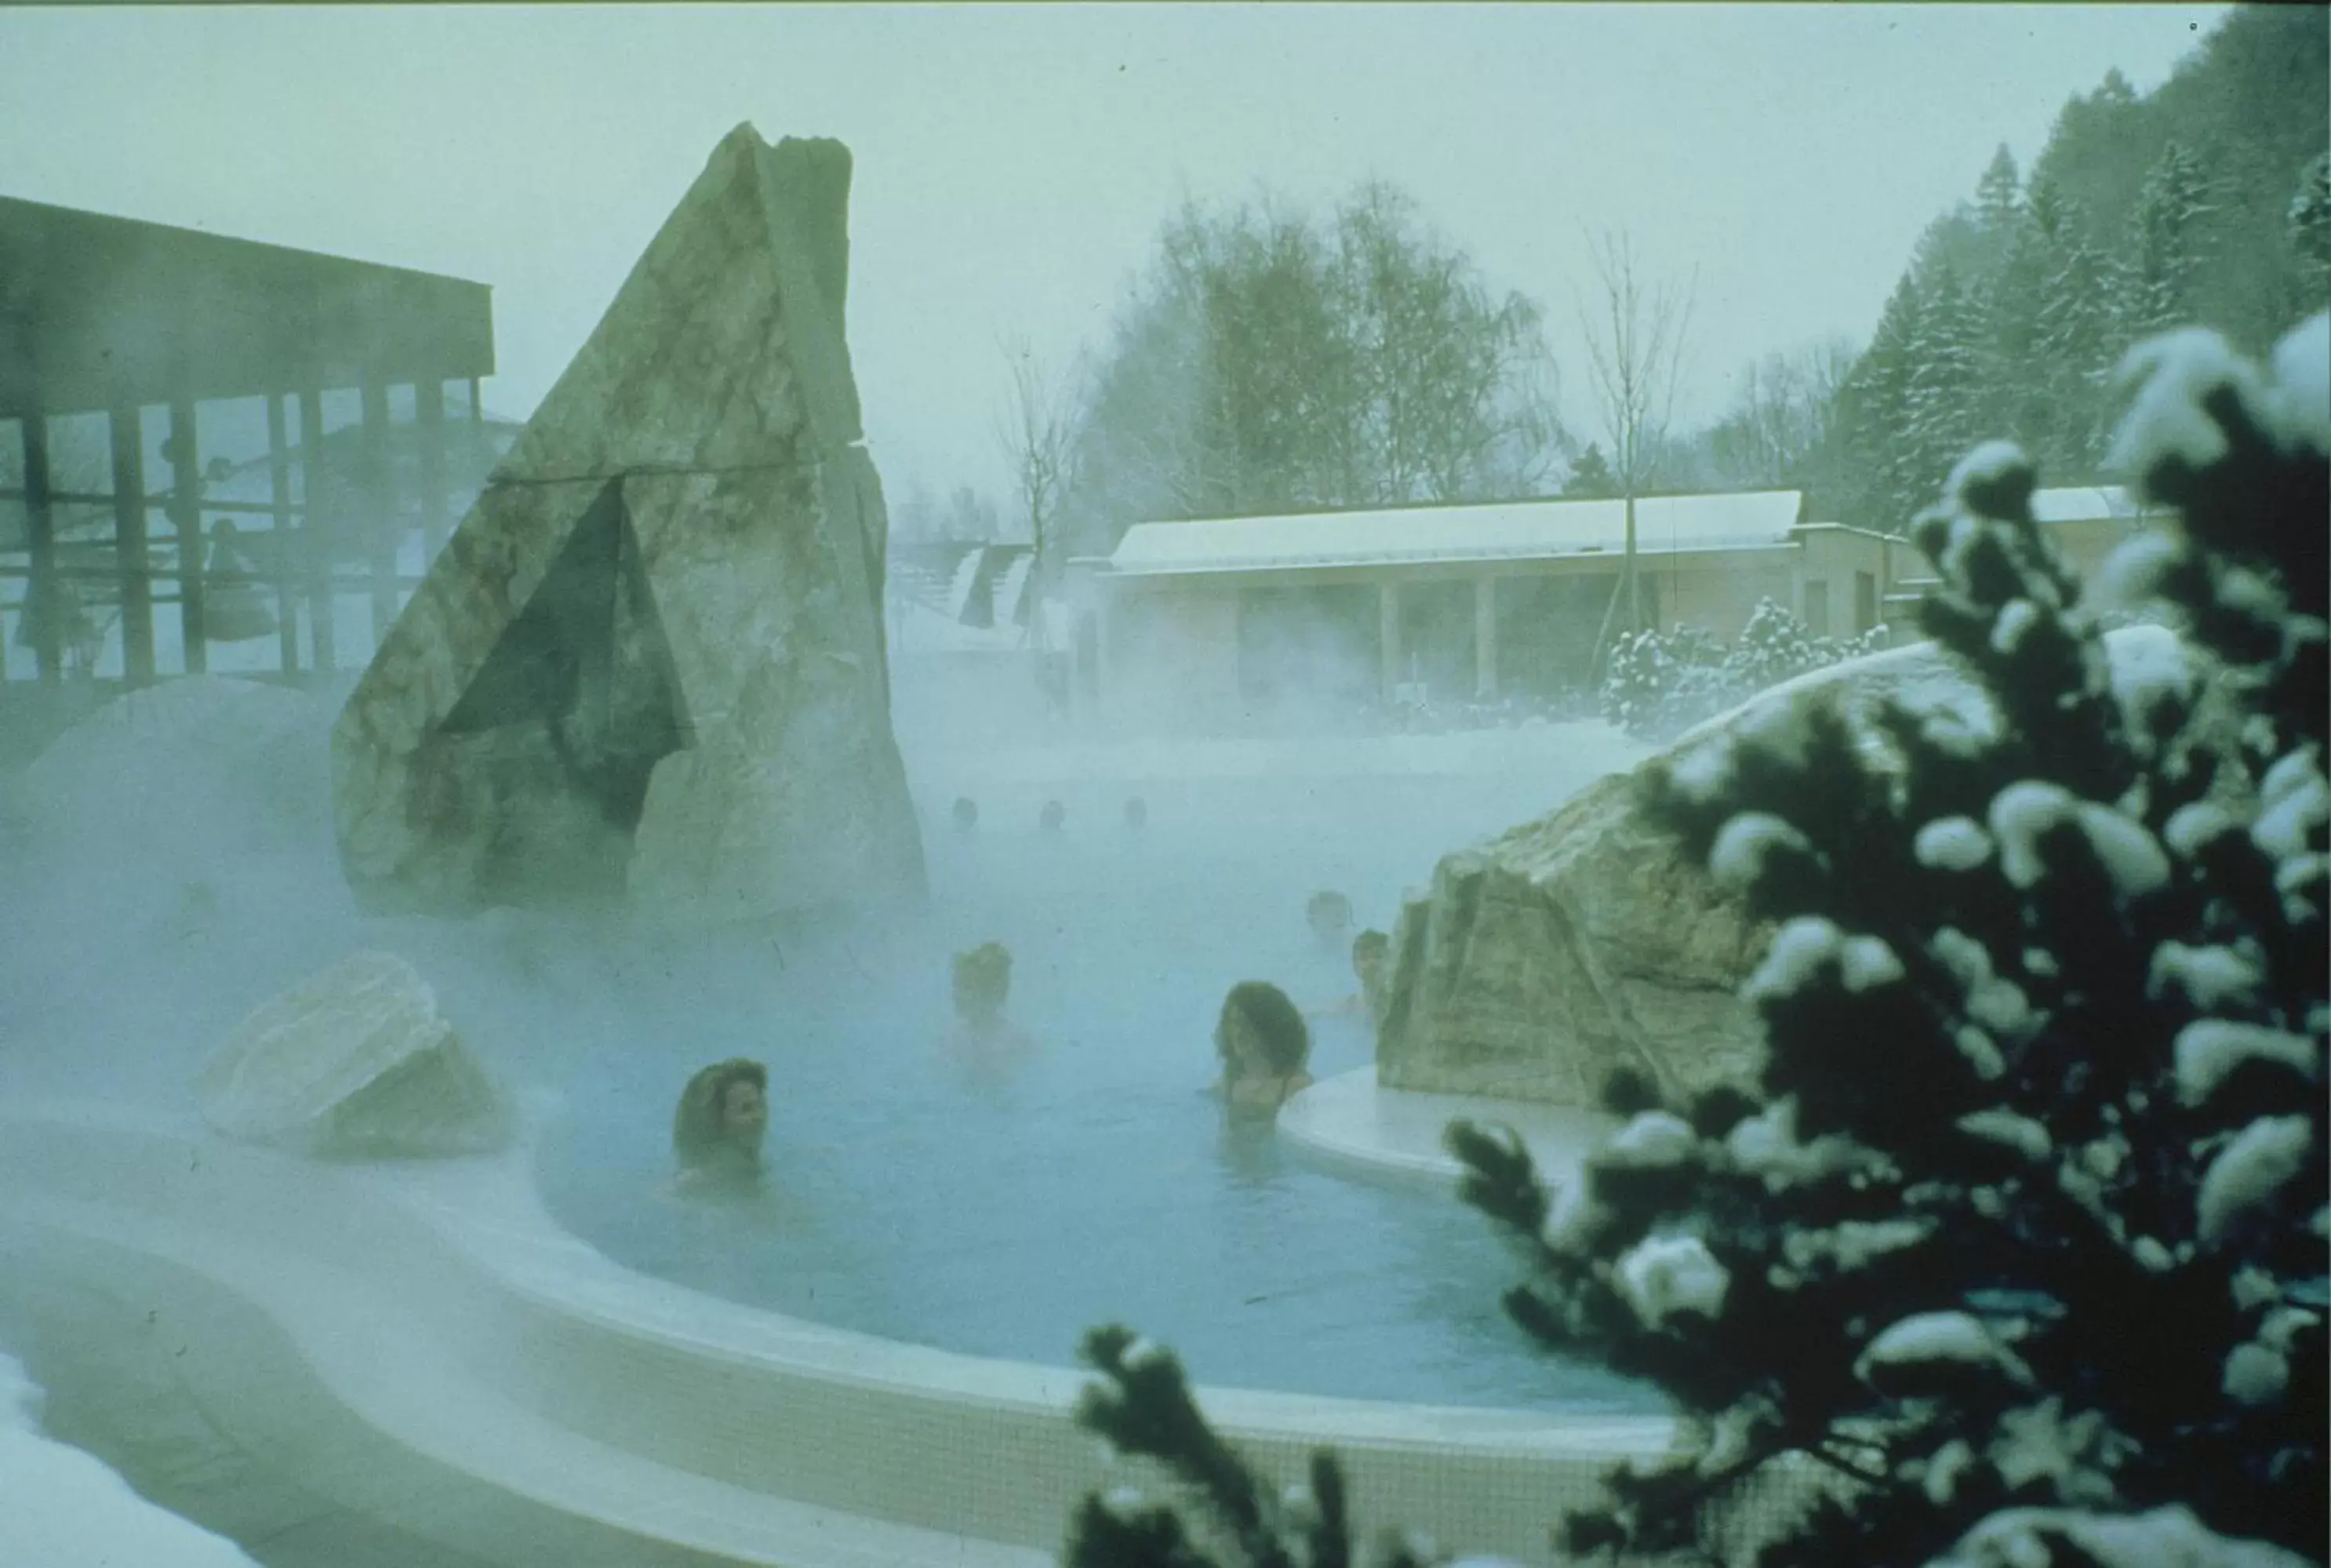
[1456,312,2329,1568]
[2034,213,2120,475]
[1982,177,2065,464]
[1729,598,1820,694]
[1060,315,2328,1568]
[2122,141,2216,345]
[1974,146,2023,238]
[1600,624,1675,736]
[1902,264,1988,522]
[2289,153,2331,308]
[1840,275,1928,530]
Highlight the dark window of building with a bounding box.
[1395,579,1475,700]
[1237,584,1376,711]
[1076,613,1100,698]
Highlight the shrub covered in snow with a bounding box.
[1602,600,1891,741]
[1060,317,2326,1568]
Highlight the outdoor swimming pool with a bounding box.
[534,756,1662,1413]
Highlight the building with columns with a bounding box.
[0,194,495,760]
[1064,485,2160,733]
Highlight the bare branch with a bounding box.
[995,333,1085,591]
[1573,227,1697,497]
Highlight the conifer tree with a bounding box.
[2289,154,2331,307]
[1982,178,2064,462]
[2122,141,2216,344]
[2032,213,2118,475]
[1062,315,2329,1568]
[1566,442,1619,498]
[1838,276,1926,529]
[1975,146,2023,237]
[1902,265,1987,505]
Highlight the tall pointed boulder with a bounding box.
[332,126,925,920]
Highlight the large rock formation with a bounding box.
[331,126,925,922]
[197,950,511,1159]
[1376,764,1770,1105]
[1377,627,2197,1104]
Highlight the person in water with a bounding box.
[1306,890,1354,950]
[1315,929,1391,1027]
[672,1058,769,1189]
[952,797,979,832]
[953,942,1014,1032]
[1213,980,1314,1118]
[949,941,1035,1082]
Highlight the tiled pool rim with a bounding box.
[1278,1066,1620,1192]
[0,1095,1672,1567]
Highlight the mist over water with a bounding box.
[0,668,1653,1410]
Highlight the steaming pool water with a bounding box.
[532,752,1664,1413]
[2,715,1663,1425]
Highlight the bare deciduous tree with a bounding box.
[995,334,1082,643]
[1704,334,1857,489]
[1576,229,1696,666]
[1054,183,1565,551]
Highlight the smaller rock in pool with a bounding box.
[197,950,512,1159]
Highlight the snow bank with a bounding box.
[0,1352,257,1568]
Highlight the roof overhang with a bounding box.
[0,195,495,418]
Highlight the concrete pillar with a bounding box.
[1377,580,1402,702]
[360,381,397,650]
[107,406,156,686]
[1093,596,1113,719]
[18,415,60,683]
[166,398,207,672]
[1474,575,1497,700]
[265,395,300,675]
[415,379,449,564]
[298,388,336,673]
[1790,543,1808,621]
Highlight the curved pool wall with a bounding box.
[0,1101,1675,1566]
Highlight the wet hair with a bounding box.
[673,1058,769,1167]
[1216,980,1311,1078]
[951,797,979,831]
[953,942,1013,1017]
[1352,929,1390,966]
[1124,797,1147,828]
[1307,890,1353,928]
[1040,800,1067,832]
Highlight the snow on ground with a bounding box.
[0,1351,259,1568]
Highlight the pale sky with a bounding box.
[0,3,2227,510]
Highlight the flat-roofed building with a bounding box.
[1067,484,2167,732]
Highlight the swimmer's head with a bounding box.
[1216,980,1310,1081]
[953,942,1013,1028]
[674,1058,769,1173]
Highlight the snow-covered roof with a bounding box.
[1107,491,1805,578]
[2031,485,2147,524]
